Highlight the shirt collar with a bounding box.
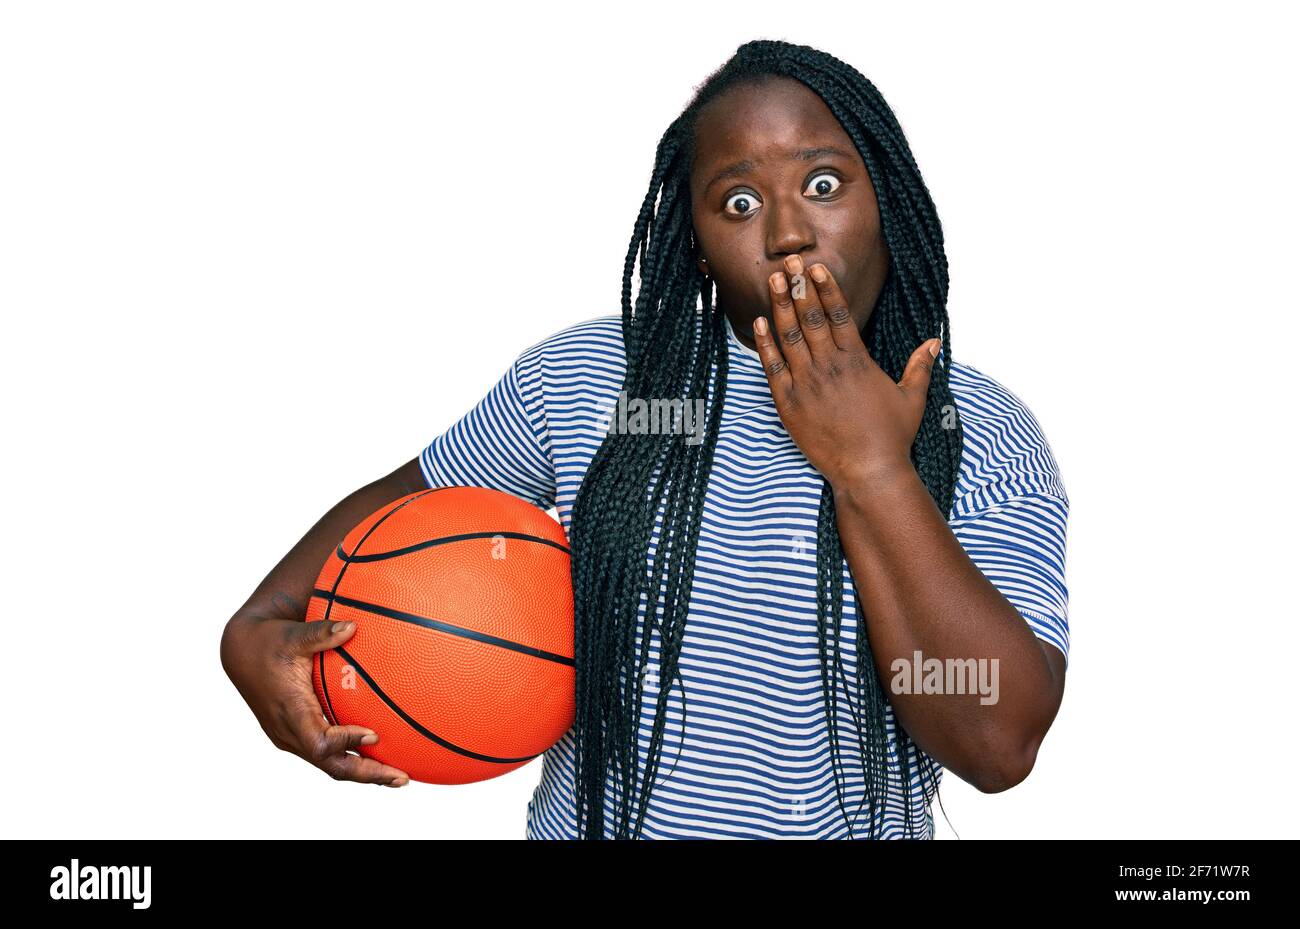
[724,314,763,368]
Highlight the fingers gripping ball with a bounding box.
[308,487,575,785]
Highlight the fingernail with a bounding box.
[809,264,827,283]
[360,733,379,745]
[755,316,767,335]
[388,777,408,787]
[771,273,787,294]
[332,621,354,634]
[928,340,939,358]
[783,255,803,274]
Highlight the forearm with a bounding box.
[830,460,1062,792]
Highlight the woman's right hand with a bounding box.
[221,613,411,787]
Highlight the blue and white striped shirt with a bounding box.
[419,313,1070,839]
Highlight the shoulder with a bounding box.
[946,359,1068,513]
[518,314,626,368]
[509,315,628,406]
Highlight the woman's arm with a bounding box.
[223,333,560,787]
[219,457,427,787]
[751,254,1066,793]
[830,463,1065,793]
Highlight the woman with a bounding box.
[221,38,1069,840]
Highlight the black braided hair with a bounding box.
[567,38,963,839]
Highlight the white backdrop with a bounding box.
[2,0,1296,839]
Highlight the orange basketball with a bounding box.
[308,486,574,784]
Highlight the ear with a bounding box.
[690,227,708,276]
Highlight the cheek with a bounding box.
[848,190,883,240]
[718,257,769,306]
[832,207,884,272]
[708,233,767,294]
[847,197,888,265]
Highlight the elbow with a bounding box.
[970,732,1044,794]
[220,612,256,682]
[219,614,241,681]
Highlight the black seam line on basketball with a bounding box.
[320,651,339,727]
[333,643,541,765]
[321,488,444,719]
[335,530,571,563]
[312,588,575,668]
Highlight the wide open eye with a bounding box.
[723,191,761,217]
[804,173,842,198]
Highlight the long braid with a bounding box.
[568,38,961,839]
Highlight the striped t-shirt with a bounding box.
[418,313,1070,839]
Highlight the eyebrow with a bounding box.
[702,145,856,193]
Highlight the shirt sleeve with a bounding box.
[947,387,1071,668]
[418,347,556,510]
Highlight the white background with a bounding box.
[2,1,1296,839]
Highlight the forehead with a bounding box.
[690,78,858,184]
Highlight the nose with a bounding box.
[764,195,817,267]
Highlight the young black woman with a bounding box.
[221,39,1069,840]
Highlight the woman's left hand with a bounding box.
[752,254,941,489]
